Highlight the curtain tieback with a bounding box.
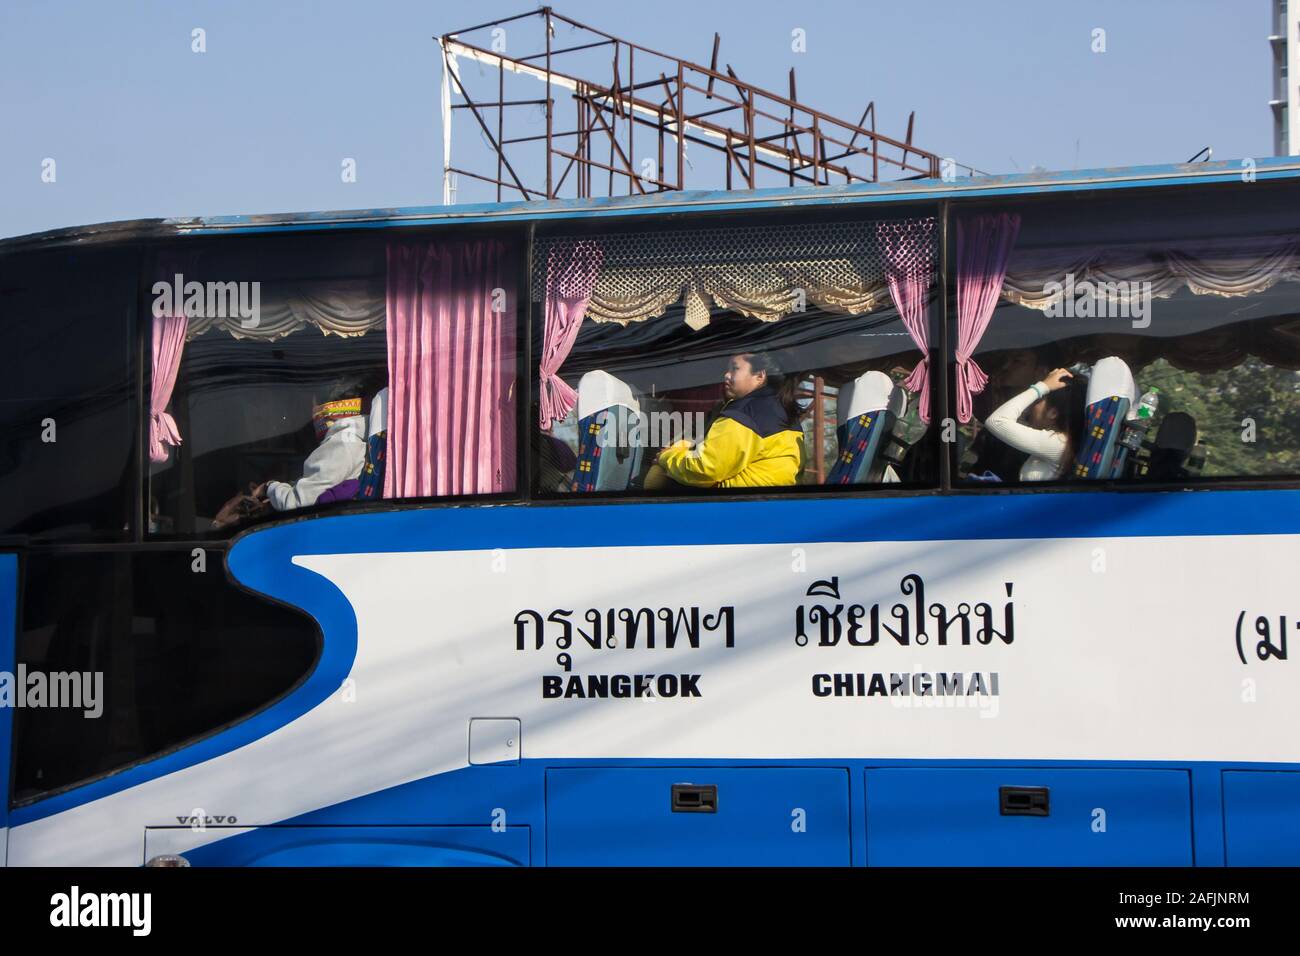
[149,410,182,462]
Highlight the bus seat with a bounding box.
[1073,356,1136,479]
[357,386,388,500]
[572,371,644,492]
[826,371,906,485]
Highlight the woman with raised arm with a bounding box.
[983,366,1084,481]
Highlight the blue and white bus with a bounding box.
[2,159,1299,867]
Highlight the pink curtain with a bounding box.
[955,213,1021,423]
[384,238,517,498]
[875,218,937,422]
[149,312,186,462]
[539,239,604,429]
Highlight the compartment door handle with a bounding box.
[999,786,1050,816]
[671,783,718,813]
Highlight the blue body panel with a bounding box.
[546,767,852,866]
[1222,771,1300,866]
[125,758,1298,867]
[864,768,1193,866]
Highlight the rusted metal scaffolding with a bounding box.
[437,7,973,202]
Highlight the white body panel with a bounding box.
[8,533,1298,864]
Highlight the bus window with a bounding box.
[0,248,136,540]
[530,215,940,495]
[148,233,521,536]
[954,184,1300,484]
[11,550,319,804]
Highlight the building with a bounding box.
[1272,0,1300,154]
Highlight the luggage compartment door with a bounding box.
[1223,771,1300,866]
[546,767,851,866]
[865,768,1193,866]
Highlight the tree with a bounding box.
[1137,358,1300,477]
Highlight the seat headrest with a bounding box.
[368,387,389,439]
[840,371,897,420]
[577,370,640,421]
[1085,356,1137,408]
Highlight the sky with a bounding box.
[0,0,1276,239]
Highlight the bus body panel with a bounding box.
[1222,771,1300,866]
[864,768,1193,866]
[545,767,852,866]
[6,492,1300,865]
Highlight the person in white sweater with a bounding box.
[983,367,1083,481]
[255,389,368,511]
[211,380,373,529]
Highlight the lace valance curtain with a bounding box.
[1001,233,1300,311]
[531,218,935,332]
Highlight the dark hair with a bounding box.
[737,351,801,425]
[1043,378,1087,478]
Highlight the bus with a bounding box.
[2,159,1299,867]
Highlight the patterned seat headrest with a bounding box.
[577,370,641,420]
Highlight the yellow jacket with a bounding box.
[657,386,804,488]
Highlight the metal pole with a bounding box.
[676,61,685,189]
[627,46,635,194]
[496,65,504,201]
[545,7,553,198]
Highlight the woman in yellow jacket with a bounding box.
[652,352,805,488]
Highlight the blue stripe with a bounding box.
[170,160,1300,236]
[212,488,1300,556]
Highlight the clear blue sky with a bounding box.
[0,0,1273,239]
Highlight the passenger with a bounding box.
[983,367,1084,481]
[212,377,372,528]
[650,351,804,488]
[536,425,579,492]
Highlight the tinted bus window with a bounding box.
[148,232,521,536]
[956,182,1300,485]
[531,214,940,496]
[11,550,319,804]
[0,248,136,539]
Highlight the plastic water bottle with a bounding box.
[1135,387,1160,421]
[1119,387,1160,453]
